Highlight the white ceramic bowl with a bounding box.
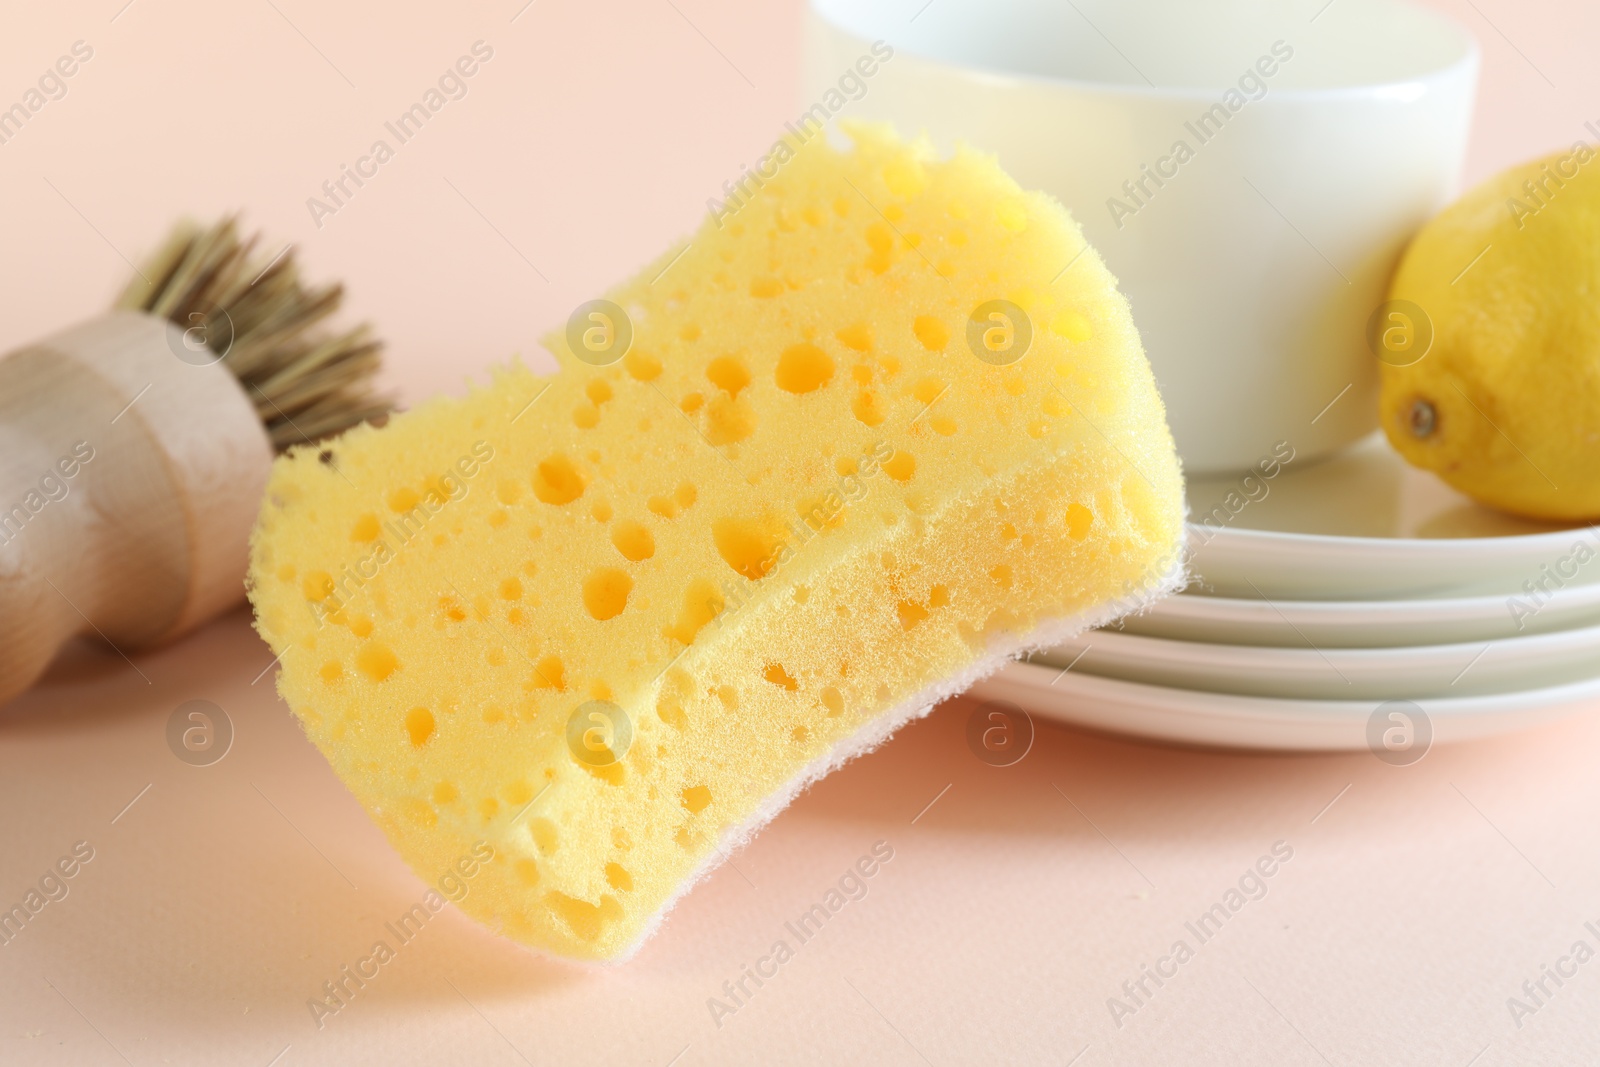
[804,0,1479,474]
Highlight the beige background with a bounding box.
[3,1,1600,1063]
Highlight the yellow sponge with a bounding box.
[248,124,1184,961]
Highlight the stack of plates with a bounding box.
[974,435,1600,751]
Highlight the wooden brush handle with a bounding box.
[0,311,273,707]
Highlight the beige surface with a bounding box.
[3,1,1600,1063]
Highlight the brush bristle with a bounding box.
[115,216,394,451]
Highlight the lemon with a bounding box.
[1379,144,1600,521]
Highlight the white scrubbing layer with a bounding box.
[598,555,1189,963]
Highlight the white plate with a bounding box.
[1186,434,1600,600]
[970,662,1600,751]
[1034,624,1600,700]
[1112,581,1600,648]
